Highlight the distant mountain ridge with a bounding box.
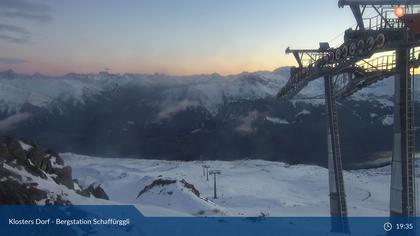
[0,69,418,169]
[0,67,410,114]
[0,68,289,115]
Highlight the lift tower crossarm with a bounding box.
[285,47,327,68]
[350,4,366,30]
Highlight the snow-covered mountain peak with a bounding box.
[0,68,289,114]
[0,67,415,115]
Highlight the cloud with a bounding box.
[235,110,260,134]
[1,10,51,21]
[0,0,51,21]
[0,57,28,65]
[0,23,30,34]
[0,112,32,132]
[157,99,199,121]
[0,23,30,44]
[0,34,29,44]
[265,116,289,125]
[0,0,51,43]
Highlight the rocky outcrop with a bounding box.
[54,166,73,189]
[79,184,109,200]
[6,138,26,161]
[0,136,108,205]
[180,179,200,197]
[137,179,177,198]
[136,178,201,199]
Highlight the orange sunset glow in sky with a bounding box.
[0,0,356,76]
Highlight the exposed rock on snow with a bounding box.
[80,183,109,200]
[180,179,200,198]
[134,177,220,215]
[0,137,109,205]
[137,179,177,198]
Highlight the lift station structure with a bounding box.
[277,0,419,230]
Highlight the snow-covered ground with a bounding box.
[62,153,420,217]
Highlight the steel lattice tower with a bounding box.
[277,0,420,232]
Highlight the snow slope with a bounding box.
[62,153,420,217]
[0,139,192,217]
[2,157,191,216]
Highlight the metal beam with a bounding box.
[293,52,303,68]
[209,170,221,199]
[285,47,327,69]
[324,75,349,233]
[339,0,420,7]
[350,4,365,30]
[390,45,416,217]
[285,48,323,54]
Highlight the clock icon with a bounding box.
[384,222,393,232]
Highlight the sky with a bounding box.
[0,0,356,76]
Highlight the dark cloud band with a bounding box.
[0,0,50,15]
[1,10,52,22]
[0,0,51,43]
[0,57,28,65]
[0,23,30,44]
[0,23,30,35]
[0,35,29,44]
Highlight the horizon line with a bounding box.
[0,66,292,78]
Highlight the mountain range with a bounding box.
[0,68,418,169]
